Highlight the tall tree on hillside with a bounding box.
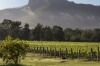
[52,26,65,41]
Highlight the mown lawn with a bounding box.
[0,53,100,66]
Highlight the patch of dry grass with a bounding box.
[0,53,100,66]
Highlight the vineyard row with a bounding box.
[30,46,100,61]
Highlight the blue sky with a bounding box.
[0,0,28,10]
[68,0,100,6]
[0,0,100,10]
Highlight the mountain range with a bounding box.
[0,0,100,29]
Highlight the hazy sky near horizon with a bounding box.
[0,0,100,10]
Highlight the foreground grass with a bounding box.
[0,53,100,66]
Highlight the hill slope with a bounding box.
[0,0,100,29]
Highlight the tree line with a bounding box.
[0,19,100,42]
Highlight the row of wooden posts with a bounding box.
[30,47,100,61]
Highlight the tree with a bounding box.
[81,30,92,42]
[43,26,53,41]
[22,23,30,40]
[0,19,12,30]
[0,19,12,40]
[31,23,44,40]
[70,28,82,42]
[9,21,22,39]
[0,26,8,40]
[70,35,81,42]
[91,28,100,42]
[0,36,29,64]
[64,28,74,41]
[0,19,22,39]
[52,26,65,41]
